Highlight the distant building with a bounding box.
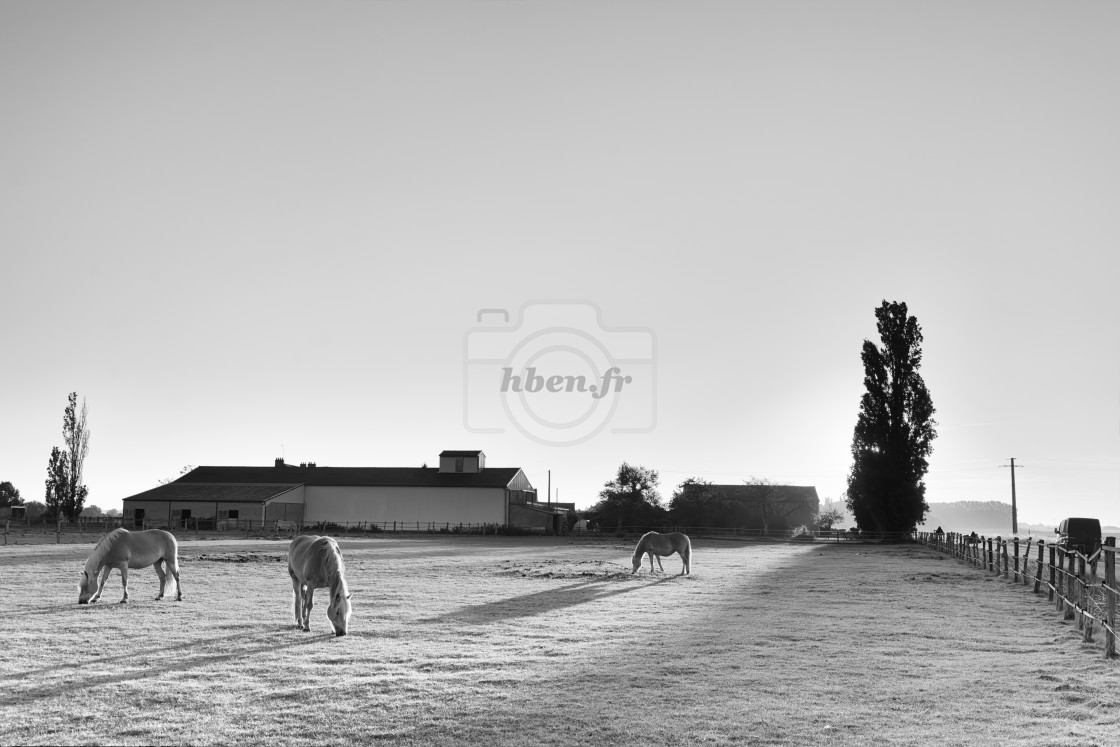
[709,484,820,532]
[121,450,562,531]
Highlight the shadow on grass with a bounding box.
[422,575,677,625]
[1,627,336,702]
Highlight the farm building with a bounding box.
[709,484,820,532]
[121,450,560,531]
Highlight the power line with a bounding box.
[1000,458,1023,534]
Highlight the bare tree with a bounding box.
[743,476,803,535]
[158,465,196,485]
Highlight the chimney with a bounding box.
[274,458,285,467]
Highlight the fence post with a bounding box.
[1034,540,1044,594]
[1104,537,1116,659]
[1013,537,1020,582]
[1056,549,1065,613]
[986,537,993,573]
[1049,545,1057,603]
[1078,553,1094,642]
[1063,551,1076,621]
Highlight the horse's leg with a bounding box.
[301,586,314,632]
[289,570,303,628]
[154,560,167,601]
[170,558,182,601]
[119,564,130,604]
[653,553,664,573]
[682,546,691,575]
[91,566,112,603]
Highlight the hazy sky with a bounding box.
[2,2,1117,528]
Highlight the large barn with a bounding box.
[121,450,558,531]
[709,484,820,532]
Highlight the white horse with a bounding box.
[288,535,352,636]
[78,528,182,604]
[631,531,692,575]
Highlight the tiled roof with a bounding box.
[122,483,301,504]
[439,450,486,458]
[174,464,526,489]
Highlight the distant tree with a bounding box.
[0,481,22,507]
[669,478,722,527]
[845,301,937,534]
[23,500,47,522]
[586,462,667,530]
[44,393,91,522]
[105,508,122,518]
[80,505,104,517]
[813,498,847,531]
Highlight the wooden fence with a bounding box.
[917,531,1118,660]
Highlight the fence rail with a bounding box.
[917,530,1118,660]
[3,518,918,545]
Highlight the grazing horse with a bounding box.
[288,535,352,636]
[78,528,182,604]
[631,531,692,575]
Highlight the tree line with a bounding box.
[581,462,846,533]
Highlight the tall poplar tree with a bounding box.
[44,393,91,522]
[846,301,936,534]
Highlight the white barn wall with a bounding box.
[304,485,506,525]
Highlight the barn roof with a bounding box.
[710,484,820,505]
[122,483,301,504]
[174,464,527,489]
[439,450,486,458]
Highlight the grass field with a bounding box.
[1,535,1117,746]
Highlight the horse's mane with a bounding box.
[84,528,129,575]
[310,538,349,593]
[632,531,656,560]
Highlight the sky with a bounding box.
[2,2,1117,529]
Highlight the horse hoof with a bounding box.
[119,599,128,604]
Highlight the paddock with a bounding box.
[0,536,1116,746]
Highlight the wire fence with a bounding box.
[917,530,1118,660]
[3,516,921,544]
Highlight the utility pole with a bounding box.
[547,470,551,507]
[1001,458,1022,535]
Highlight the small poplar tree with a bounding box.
[44,393,91,522]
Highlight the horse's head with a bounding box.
[327,589,352,636]
[77,570,95,604]
[631,553,642,574]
